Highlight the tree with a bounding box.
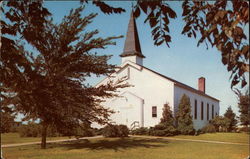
[0,109,15,133]
[224,106,237,131]
[234,89,249,127]
[210,116,230,132]
[1,3,127,149]
[176,94,195,135]
[160,103,175,126]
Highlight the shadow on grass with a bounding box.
[47,137,169,152]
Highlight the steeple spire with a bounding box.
[120,11,145,59]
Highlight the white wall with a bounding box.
[121,56,143,65]
[174,85,220,130]
[94,60,219,130]
[127,63,174,127]
[95,61,175,128]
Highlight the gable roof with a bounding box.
[140,65,219,102]
[120,11,145,58]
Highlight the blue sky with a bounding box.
[16,1,249,120]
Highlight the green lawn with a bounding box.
[172,132,249,144]
[1,133,70,145]
[2,133,249,159]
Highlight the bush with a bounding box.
[195,129,204,136]
[92,128,103,135]
[130,127,149,135]
[201,124,216,133]
[148,123,178,136]
[18,123,41,137]
[74,127,94,137]
[18,122,62,137]
[102,124,129,137]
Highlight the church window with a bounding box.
[212,105,214,119]
[201,102,204,120]
[207,103,209,120]
[194,99,197,119]
[152,106,157,117]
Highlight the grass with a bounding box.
[2,133,249,159]
[1,133,70,145]
[172,132,249,144]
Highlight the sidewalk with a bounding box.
[2,135,103,148]
[2,135,248,148]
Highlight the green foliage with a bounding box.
[1,2,127,148]
[130,127,149,135]
[18,122,62,137]
[224,106,237,132]
[160,103,175,125]
[235,89,250,126]
[210,116,231,132]
[102,124,129,137]
[0,110,15,133]
[144,103,178,137]
[181,0,249,88]
[176,94,195,135]
[201,124,216,133]
[91,128,103,136]
[148,124,178,136]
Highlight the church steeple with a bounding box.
[120,11,145,65]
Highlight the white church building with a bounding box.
[95,12,219,130]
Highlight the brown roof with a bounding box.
[141,65,220,102]
[120,11,145,58]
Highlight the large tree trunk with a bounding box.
[41,122,48,149]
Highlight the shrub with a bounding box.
[74,127,94,137]
[148,123,178,136]
[195,129,204,136]
[18,123,41,137]
[102,124,129,137]
[18,122,62,137]
[201,124,216,133]
[93,128,103,135]
[117,125,129,137]
[130,127,149,135]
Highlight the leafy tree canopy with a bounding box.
[1,1,127,148]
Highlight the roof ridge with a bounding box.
[128,62,219,102]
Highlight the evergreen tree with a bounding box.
[1,6,127,149]
[224,106,237,131]
[160,103,174,126]
[176,94,195,135]
[235,90,249,127]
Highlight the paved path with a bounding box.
[1,136,103,148]
[2,135,248,148]
[132,135,249,146]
